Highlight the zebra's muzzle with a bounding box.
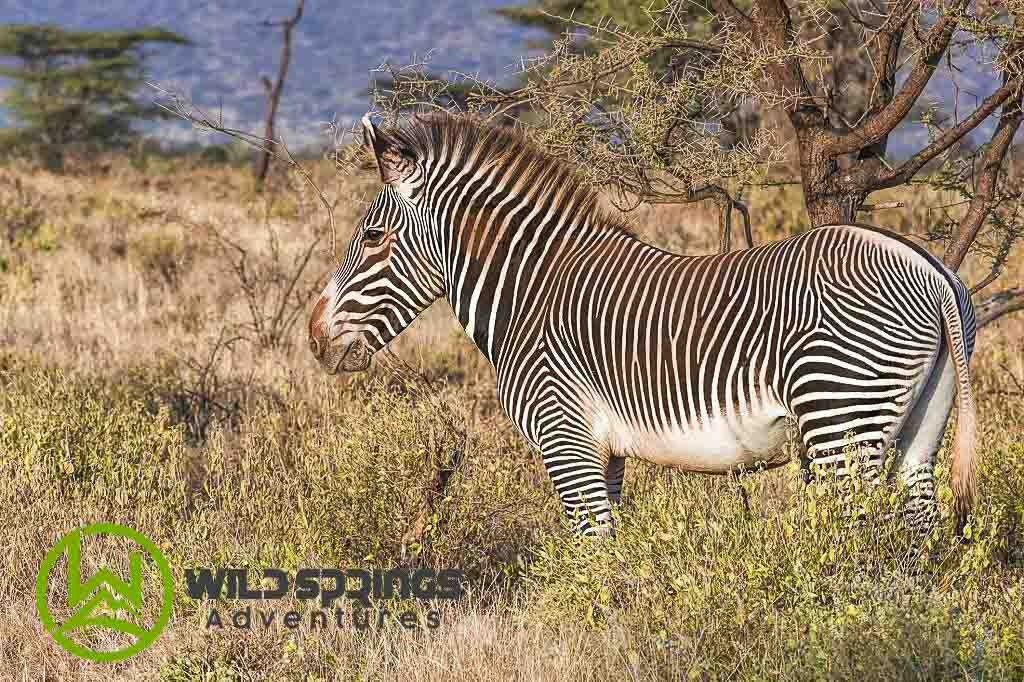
[315,335,372,374]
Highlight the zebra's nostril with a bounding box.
[309,335,322,358]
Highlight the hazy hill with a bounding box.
[0,0,544,148]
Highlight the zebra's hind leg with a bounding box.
[607,454,626,505]
[795,417,892,527]
[890,346,957,535]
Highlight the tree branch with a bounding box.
[945,92,1024,270]
[149,82,340,259]
[873,81,1017,190]
[709,0,753,31]
[827,1,965,156]
[975,287,1024,328]
[855,3,913,166]
[254,0,304,189]
[644,185,754,252]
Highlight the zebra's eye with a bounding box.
[363,227,386,244]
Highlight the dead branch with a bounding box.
[858,201,905,211]
[642,184,754,251]
[997,362,1024,397]
[181,217,322,350]
[975,287,1024,329]
[254,0,305,189]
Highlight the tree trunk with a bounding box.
[796,127,872,227]
[802,181,863,226]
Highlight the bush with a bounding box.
[128,231,194,288]
[0,363,548,600]
[524,451,1024,679]
[0,174,46,248]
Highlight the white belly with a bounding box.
[590,401,793,473]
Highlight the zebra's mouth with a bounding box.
[330,338,373,373]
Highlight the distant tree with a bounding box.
[0,24,189,168]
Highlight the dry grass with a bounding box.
[0,155,1022,681]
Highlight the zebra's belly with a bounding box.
[592,403,792,473]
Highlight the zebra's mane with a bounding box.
[379,114,631,236]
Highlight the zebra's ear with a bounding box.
[361,113,417,187]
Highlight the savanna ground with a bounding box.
[0,151,1022,681]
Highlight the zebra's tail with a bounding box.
[939,281,977,536]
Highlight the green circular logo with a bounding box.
[36,523,173,662]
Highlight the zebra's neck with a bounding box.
[436,178,628,368]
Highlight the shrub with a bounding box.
[128,230,193,288]
[524,447,1024,679]
[0,174,46,247]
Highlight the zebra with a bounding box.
[308,113,977,536]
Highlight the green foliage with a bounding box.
[526,452,1024,678]
[0,323,1022,677]
[0,363,545,591]
[365,2,797,212]
[0,24,189,168]
[0,364,187,504]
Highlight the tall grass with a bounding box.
[0,156,1022,680]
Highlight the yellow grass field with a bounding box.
[1,154,1022,680]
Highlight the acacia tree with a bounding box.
[365,0,1024,325]
[0,24,188,168]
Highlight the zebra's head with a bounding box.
[308,115,444,373]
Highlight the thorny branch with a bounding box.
[356,9,811,252]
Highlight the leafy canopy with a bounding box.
[0,24,189,161]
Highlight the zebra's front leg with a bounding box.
[798,445,814,485]
[542,443,616,536]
